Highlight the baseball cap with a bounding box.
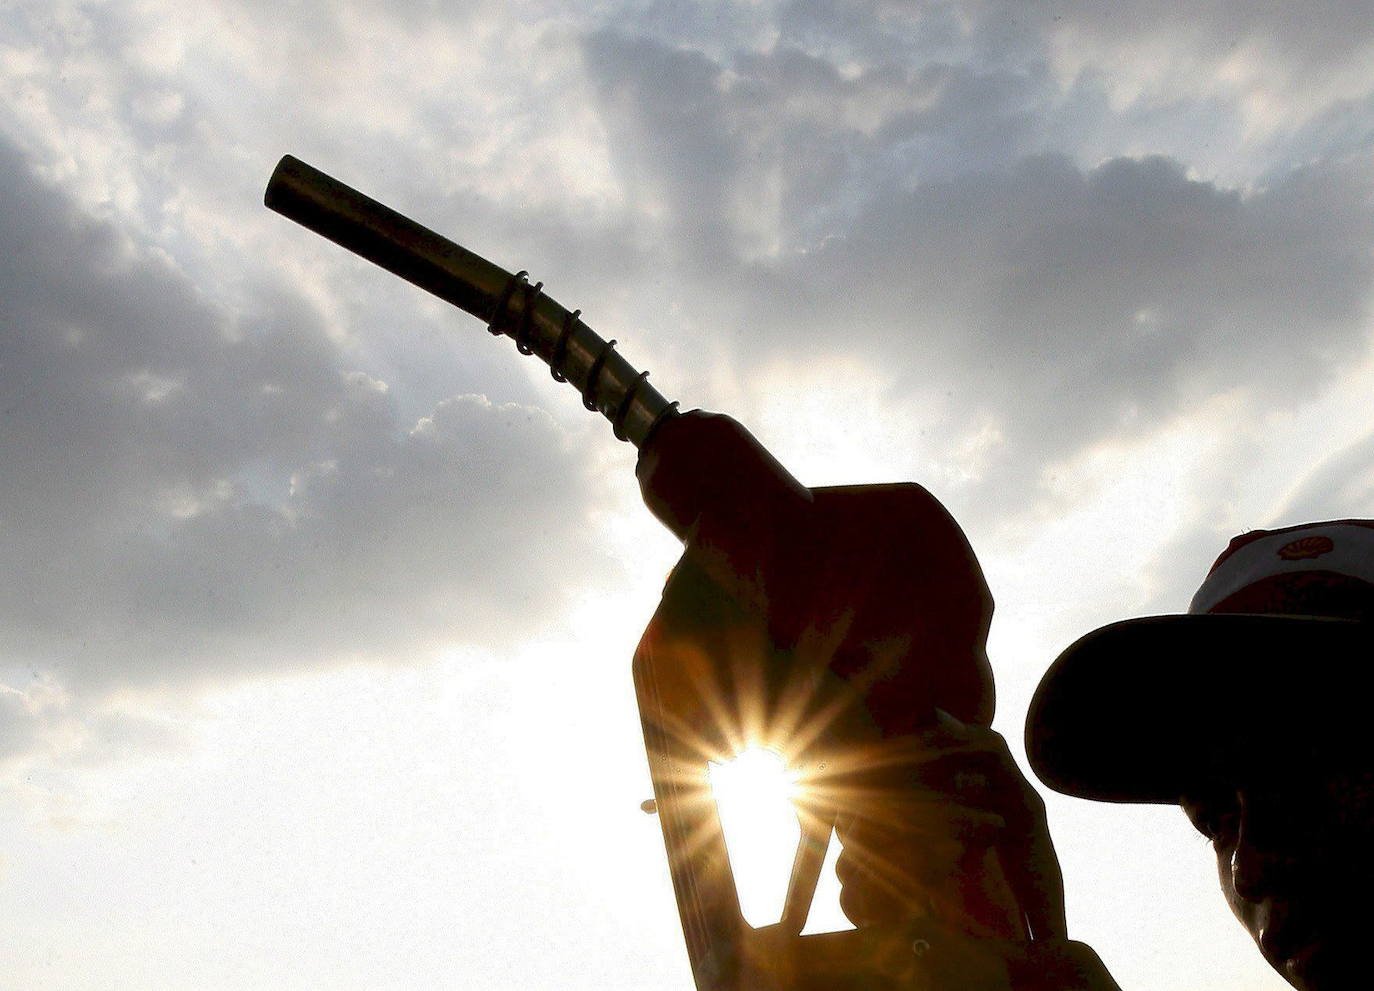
[1027,520,1374,803]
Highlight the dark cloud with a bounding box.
[591,1,1374,200]
[580,29,1374,517]
[770,153,1374,492]
[584,26,1059,267]
[584,30,743,267]
[0,134,612,732]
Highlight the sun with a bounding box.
[707,746,855,935]
[708,746,802,928]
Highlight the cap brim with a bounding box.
[1026,614,1374,804]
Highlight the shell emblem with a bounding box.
[1277,535,1334,561]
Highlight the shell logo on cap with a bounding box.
[1277,535,1335,561]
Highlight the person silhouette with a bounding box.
[1026,519,1374,990]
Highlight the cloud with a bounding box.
[579,29,1374,516]
[815,1,1374,111]
[779,153,1373,483]
[583,25,1061,266]
[0,133,614,754]
[5,0,1374,763]
[1275,427,1374,523]
[589,2,1374,196]
[1033,0,1374,76]
[0,688,40,763]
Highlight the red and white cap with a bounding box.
[1189,519,1374,617]
[1026,520,1374,804]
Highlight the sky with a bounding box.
[3,1,1374,988]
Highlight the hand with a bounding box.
[832,712,1063,938]
[830,712,1119,988]
[636,409,998,731]
[907,928,1122,991]
[895,920,1120,991]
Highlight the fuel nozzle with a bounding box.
[264,154,681,448]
